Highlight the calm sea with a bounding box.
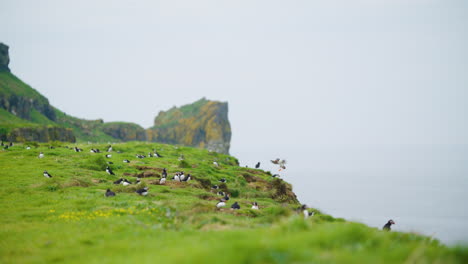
[232,144,468,245]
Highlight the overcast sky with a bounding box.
[1,0,467,151]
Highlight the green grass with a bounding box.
[0,142,466,263]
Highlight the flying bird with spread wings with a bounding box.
[271,158,287,171]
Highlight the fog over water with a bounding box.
[232,144,468,245]
[2,0,467,244]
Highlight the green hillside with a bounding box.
[0,71,145,143]
[1,142,466,263]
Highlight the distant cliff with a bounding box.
[0,43,10,72]
[0,43,232,152]
[147,98,231,154]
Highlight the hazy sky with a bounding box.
[1,0,467,150]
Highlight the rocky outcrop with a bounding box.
[4,126,75,142]
[0,43,10,72]
[101,122,147,141]
[0,94,56,121]
[147,98,231,154]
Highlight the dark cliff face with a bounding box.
[0,43,10,72]
[147,98,232,154]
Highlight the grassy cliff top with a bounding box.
[0,142,466,263]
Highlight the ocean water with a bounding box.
[232,144,468,245]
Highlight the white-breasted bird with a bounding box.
[43,170,52,178]
[216,199,226,208]
[121,179,132,186]
[252,202,259,210]
[38,152,44,158]
[106,166,115,175]
[135,187,149,196]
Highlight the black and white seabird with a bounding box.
[251,202,259,210]
[255,162,260,169]
[123,159,130,163]
[219,178,226,183]
[43,170,52,178]
[272,174,280,178]
[213,161,219,167]
[223,194,230,201]
[113,178,124,184]
[121,179,132,186]
[106,166,115,175]
[383,220,395,231]
[216,199,226,208]
[217,191,225,196]
[179,172,185,181]
[26,146,31,150]
[159,177,166,185]
[105,189,116,197]
[172,173,180,182]
[38,152,44,158]
[107,145,113,152]
[162,168,168,178]
[154,151,162,158]
[135,178,141,184]
[231,202,241,210]
[135,187,149,196]
[105,154,112,158]
[182,174,191,182]
[107,161,113,165]
[301,205,314,219]
[211,185,219,189]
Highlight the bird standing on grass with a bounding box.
[43,171,52,178]
[231,202,241,210]
[105,189,116,197]
[135,187,149,196]
[301,204,314,219]
[383,220,395,231]
[216,199,226,208]
[113,178,124,184]
[121,179,132,186]
[255,162,260,169]
[159,177,166,185]
[252,202,259,210]
[38,152,44,158]
[106,166,115,175]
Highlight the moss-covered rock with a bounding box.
[147,98,232,154]
[4,126,75,142]
[101,122,147,141]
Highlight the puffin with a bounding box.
[383,220,395,231]
[105,166,115,175]
[135,187,149,196]
[43,171,52,178]
[216,199,226,208]
[251,202,259,210]
[231,202,241,210]
[105,189,116,197]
